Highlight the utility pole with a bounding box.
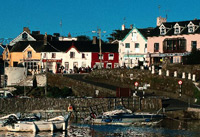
[98,28,102,69]
[45,53,48,97]
[92,28,106,69]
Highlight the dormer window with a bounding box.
[174,23,180,34]
[188,22,195,33]
[159,24,166,35]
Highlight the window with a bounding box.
[13,62,18,67]
[22,33,28,39]
[132,32,137,41]
[52,53,56,58]
[70,52,75,58]
[108,54,114,60]
[191,41,197,50]
[159,25,166,35]
[135,43,139,48]
[25,62,38,70]
[65,62,69,69]
[98,54,104,60]
[27,51,32,58]
[145,44,147,48]
[82,62,86,67]
[160,28,165,35]
[188,22,195,33]
[106,63,112,69]
[154,43,159,52]
[125,43,130,48]
[188,26,194,33]
[82,53,85,58]
[43,53,46,58]
[163,38,186,53]
[174,27,180,34]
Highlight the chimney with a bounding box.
[23,27,30,34]
[122,24,125,30]
[44,32,47,45]
[157,16,167,26]
[92,36,97,44]
[68,32,72,38]
[130,24,133,29]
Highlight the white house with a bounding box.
[41,41,92,73]
[119,27,153,67]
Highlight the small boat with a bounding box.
[91,108,164,126]
[0,112,71,132]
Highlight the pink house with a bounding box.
[147,18,200,65]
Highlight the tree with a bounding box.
[107,29,131,42]
[184,48,200,64]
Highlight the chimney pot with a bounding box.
[23,27,30,34]
[44,32,47,45]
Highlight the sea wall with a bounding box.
[0,97,162,120]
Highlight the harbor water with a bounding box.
[0,119,200,137]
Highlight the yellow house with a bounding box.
[3,41,44,72]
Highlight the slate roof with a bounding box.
[150,19,200,37]
[137,28,154,39]
[10,41,119,53]
[10,41,57,52]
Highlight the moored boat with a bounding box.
[92,108,164,126]
[0,112,71,132]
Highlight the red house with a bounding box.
[91,43,119,69]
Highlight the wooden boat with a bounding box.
[0,112,71,132]
[92,108,164,126]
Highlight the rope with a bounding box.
[165,115,188,123]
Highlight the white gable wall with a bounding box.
[119,28,147,67]
[9,31,36,46]
[63,48,92,70]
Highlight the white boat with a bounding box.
[0,112,71,132]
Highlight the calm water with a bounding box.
[0,119,200,137]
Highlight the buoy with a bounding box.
[68,104,73,112]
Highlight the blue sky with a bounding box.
[0,0,200,41]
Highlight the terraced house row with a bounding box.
[1,17,200,73]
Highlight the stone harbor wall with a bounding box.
[0,97,162,120]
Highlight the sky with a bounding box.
[0,0,200,42]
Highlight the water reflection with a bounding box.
[0,119,200,137]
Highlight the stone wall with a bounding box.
[0,97,162,120]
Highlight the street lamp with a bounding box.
[92,28,106,69]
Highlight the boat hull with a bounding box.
[92,113,164,125]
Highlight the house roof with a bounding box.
[10,41,119,53]
[10,41,58,52]
[150,19,200,37]
[137,28,154,39]
[50,41,119,53]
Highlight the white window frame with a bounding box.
[108,53,114,60]
[188,22,195,33]
[98,54,104,60]
[159,25,166,35]
[27,51,32,58]
[174,23,180,34]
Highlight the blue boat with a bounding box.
[92,108,164,126]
